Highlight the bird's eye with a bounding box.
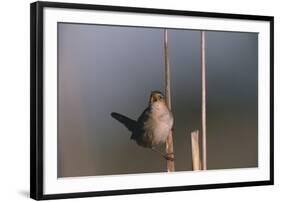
[158,95,163,100]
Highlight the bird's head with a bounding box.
[149,91,165,104]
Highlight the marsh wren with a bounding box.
[111,91,174,160]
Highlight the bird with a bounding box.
[111,91,174,161]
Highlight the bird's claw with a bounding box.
[164,152,175,161]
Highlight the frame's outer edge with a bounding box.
[30,1,274,200]
[37,1,274,20]
[270,18,274,185]
[30,2,44,200]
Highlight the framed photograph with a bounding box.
[30,1,274,200]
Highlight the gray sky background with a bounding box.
[58,23,258,177]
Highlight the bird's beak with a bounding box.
[150,95,158,103]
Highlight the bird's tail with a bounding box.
[111,112,137,132]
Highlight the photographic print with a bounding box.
[30,1,273,200]
[57,23,258,177]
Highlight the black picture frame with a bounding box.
[30,1,274,200]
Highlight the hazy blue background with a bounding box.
[58,23,258,177]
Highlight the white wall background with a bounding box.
[0,0,279,201]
